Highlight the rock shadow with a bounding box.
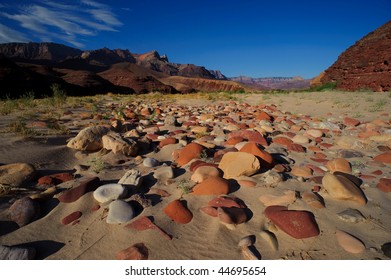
[18,240,65,260]
[0,221,19,236]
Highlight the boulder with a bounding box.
[322,173,366,205]
[218,152,260,179]
[102,132,139,156]
[0,163,36,187]
[8,197,40,227]
[67,125,110,151]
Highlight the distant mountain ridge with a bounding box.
[0,42,242,97]
[230,76,311,90]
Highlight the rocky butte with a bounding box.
[315,20,391,92]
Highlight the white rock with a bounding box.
[153,166,174,180]
[93,184,127,203]
[118,169,142,187]
[102,132,139,156]
[306,129,323,138]
[106,200,134,224]
[67,125,110,151]
[0,245,35,260]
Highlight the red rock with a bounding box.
[373,152,391,164]
[91,203,100,211]
[255,111,273,121]
[372,170,383,175]
[146,134,159,140]
[228,130,268,146]
[310,158,329,163]
[239,142,274,169]
[360,174,376,180]
[207,196,246,208]
[307,146,322,152]
[264,206,320,239]
[320,143,333,149]
[61,211,82,225]
[116,243,149,260]
[189,160,218,172]
[305,164,326,175]
[174,143,205,166]
[38,173,74,186]
[344,117,361,127]
[192,177,230,195]
[159,137,177,148]
[163,199,193,224]
[288,143,306,153]
[58,177,100,203]
[377,178,391,192]
[126,216,171,240]
[8,197,40,227]
[225,136,245,146]
[273,137,293,147]
[314,152,327,159]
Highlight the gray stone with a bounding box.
[93,184,127,203]
[0,245,36,260]
[153,166,174,180]
[337,208,366,223]
[0,163,36,187]
[337,149,365,158]
[118,169,142,187]
[106,200,135,224]
[143,157,160,167]
[164,115,177,126]
[67,125,110,151]
[8,197,40,227]
[253,170,283,188]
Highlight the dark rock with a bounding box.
[8,197,41,227]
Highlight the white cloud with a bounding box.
[0,23,29,43]
[0,0,123,48]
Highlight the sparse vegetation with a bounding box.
[369,98,387,112]
[177,179,193,197]
[89,157,107,173]
[7,119,38,137]
[308,82,337,92]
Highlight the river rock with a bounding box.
[192,177,230,195]
[153,166,174,181]
[336,230,365,254]
[163,199,193,224]
[322,172,366,205]
[326,158,352,174]
[102,132,139,156]
[61,211,82,225]
[106,200,135,224]
[8,197,40,227]
[264,206,320,239]
[377,178,391,193]
[38,173,74,186]
[118,169,142,187]
[0,245,36,260]
[58,177,100,203]
[173,142,205,166]
[373,152,391,164]
[143,157,160,167]
[292,134,310,144]
[0,163,36,187]
[191,166,221,183]
[239,142,274,169]
[218,152,260,178]
[93,184,127,203]
[67,125,110,151]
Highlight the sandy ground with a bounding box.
[0,91,390,260]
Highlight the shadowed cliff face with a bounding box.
[0,42,244,97]
[320,20,391,92]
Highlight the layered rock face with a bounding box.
[320,20,391,92]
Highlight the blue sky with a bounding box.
[0,0,390,78]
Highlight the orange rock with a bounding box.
[255,111,273,121]
[163,199,193,224]
[291,166,313,178]
[174,142,205,166]
[273,137,293,147]
[192,177,230,195]
[159,137,177,148]
[377,178,391,192]
[225,136,245,146]
[116,243,149,260]
[326,158,352,174]
[373,152,391,164]
[240,142,274,169]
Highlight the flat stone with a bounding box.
[344,117,361,127]
[143,157,160,167]
[192,177,230,195]
[291,166,313,178]
[8,197,40,227]
[377,178,391,192]
[337,208,366,223]
[218,152,260,179]
[326,158,352,174]
[292,134,310,144]
[373,152,391,164]
[102,132,139,156]
[336,230,365,254]
[239,142,274,169]
[163,199,193,224]
[191,166,221,183]
[302,191,325,209]
[37,173,74,186]
[0,245,36,260]
[226,136,245,146]
[118,169,142,187]
[153,166,174,181]
[61,211,82,225]
[259,190,297,206]
[67,125,110,151]
[116,243,149,260]
[93,183,127,203]
[273,136,293,147]
[288,143,306,153]
[336,136,364,150]
[207,196,246,208]
[0,163,36,187]
[306,129,323,138]
[159,137,177,148]
[58,177,100,203]
[337,149,364,158]
[106,200,135,224]
[174,142,205,166]
[322,173,366,205]
[264,206,320,239]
